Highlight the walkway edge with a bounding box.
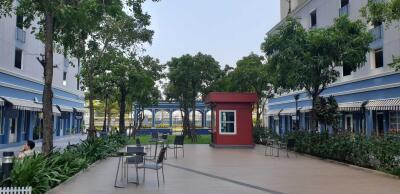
[297,152,400,180]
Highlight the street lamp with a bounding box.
[294,94,300,130]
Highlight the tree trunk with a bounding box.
[311,95,318,131]
[102,95,108,132]
[107,103,111,133]
[255,100,261,128]
[191,102,197,142]
[42,12,54,155]
[87,66,96,139]
[119,84,126,135]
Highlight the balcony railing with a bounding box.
[370,25,383,41]
[339,5,349,16]
[15,27,26,43]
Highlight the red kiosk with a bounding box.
[205,92,257,148]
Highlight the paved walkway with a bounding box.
[0,134,87,155]
[48,145,400,194]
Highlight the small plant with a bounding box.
[9,134,127,194]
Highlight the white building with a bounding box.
[0,11,85,145]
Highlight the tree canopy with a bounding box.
[165,53,223,140]
[261,16,372,130]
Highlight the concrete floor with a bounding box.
[48,144,400,194]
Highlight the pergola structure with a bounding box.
[133,101,211,132]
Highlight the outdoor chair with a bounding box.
[125,146,145,184]
[161,134,169,157]
[140,147,167,187]
[151,132,159,140]
[277,139,296,157]
[263,138,275,156]
[169,135,184,158]
[136,138,152,158]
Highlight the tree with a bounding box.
[362,0,400,70]
[0,0,114,154]
[226,53,273,128]
[261,16,372,130]
[315,96,339,132]
[78,2,156,136]
[165,53,223,140]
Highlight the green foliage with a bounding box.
[165,53,223,138]
[220,53,273,127]
[362,0,400,70]
[8,135,127,194]
[361,0,400,25]
[315,96,339,131]
[286,131,400,177]
[261,16,372,129]
[253,127,280,144]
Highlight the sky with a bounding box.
[142,0,281,67]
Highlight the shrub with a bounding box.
[284,131,400,177]
[7,134,127,194]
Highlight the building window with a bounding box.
[16,14,23,29]
[390,111,400,133]
[343,63,352,76]
[339,0,349,16]
[219,110,236,134]
[14,48,23,69]
[0,108,3,135]
[341,0,349,7]
[63,71,67,86]
[374,48,383,68]
[310,10,317,27]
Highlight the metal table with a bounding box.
[114,146,146,188]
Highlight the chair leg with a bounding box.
[162,166,165,183]
[143,168,146,183]
[136,166,139,185]
[287,148,289,158]
[182,147,184,158]
[157,170,160,187]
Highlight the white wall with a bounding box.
[0,13,82,96]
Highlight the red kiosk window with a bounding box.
[219,110,236,135]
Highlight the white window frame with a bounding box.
[0,107,3,135]
[219,110,236,135]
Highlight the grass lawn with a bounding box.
[129,134,211,145]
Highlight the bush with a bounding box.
[7,134,127,194]
[253,127,280,144]
[286,131,400,177]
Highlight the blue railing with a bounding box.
[339,5,349,16]
[15,27,26,43]
[370,25,383,41]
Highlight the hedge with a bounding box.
[254,127,400,176]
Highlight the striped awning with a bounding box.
[53,106,61,115]
[366,98,400,111]
[267,109,282,115]
[280,108,296,115]
[1,97,42,111]
[300,106,312,112]
[73,107,86,113]
[56,105,74,112]
[338,101,364,111]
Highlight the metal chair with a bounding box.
[169,135,184,158]
[136,138,152,159]
[140,147,167,187]
[125,146,145,184]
